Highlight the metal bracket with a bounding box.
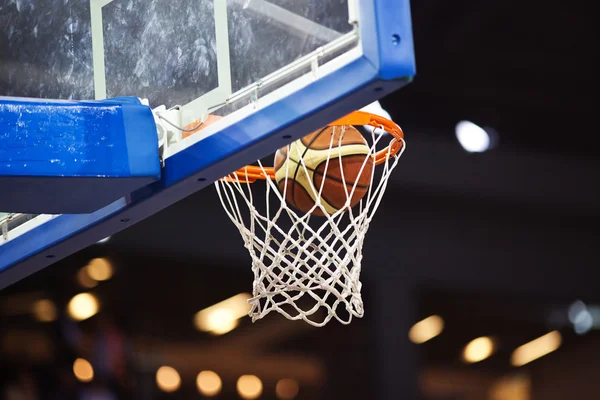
[149,103,185,166]
[1,215,9,241]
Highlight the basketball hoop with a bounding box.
[215,111,405,326]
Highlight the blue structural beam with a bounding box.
[0,97,160,214]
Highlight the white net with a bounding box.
[215,117,405,327]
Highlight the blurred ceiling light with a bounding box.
[568,300,593,335]
[156,366,181,393]
[462,336,495,363]
[197,370,222,397]
[511,331,562,367]
[73,358,94,382]
[408,315,444,344]
[67,293,99,321]
[455,120,493,153]
[360,100,391,135]
[489,374,531,400]
[77,267,98,289]
[194,293,252,335]
[96,236,111,244]
[276,378,300,400]
[237,375,263,400]
[86,258,114,281]
[32,299,57,322]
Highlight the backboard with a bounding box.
[0,0,415,288]
[2,0,356,126]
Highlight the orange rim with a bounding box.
[224,111,404,183]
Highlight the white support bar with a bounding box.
[230,0,343,43]
[90,0,113,100]
[348,0,360,25]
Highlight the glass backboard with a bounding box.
[1,0,357,126]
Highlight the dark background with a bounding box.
[1,0,599,399]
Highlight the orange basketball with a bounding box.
[274,125,374,216]
[182,114,222,138]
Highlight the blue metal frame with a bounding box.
[0,0,415,289]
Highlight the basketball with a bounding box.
[182,114,222,139]
[273,125,374,216]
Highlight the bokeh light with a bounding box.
[67,293,99,321]
[194,293,251,335]
[409,315,444,344]
[462,336,495,363]
[455,120,492,152]
[86,258,114,281]
[237,375,263,399]
[511,331,562,367]
[276,378,299,399]
[77,267,98,289]
[156,366,181,393]
[32,299,57,322]
[196,370,222,397]
[73,358,94,382]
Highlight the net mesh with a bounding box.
[215,124,405,327]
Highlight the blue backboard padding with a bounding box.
[0,96,159,177]
[0,97,160,213]
[0,0,415,287]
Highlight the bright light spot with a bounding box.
[194,293,251,335]
[568,300,593,334]
[67,293,99,321]
[511,331,562,367]
[197,370,222,397]
[73,358,94,382]
[408,315,444,344]
[207,309,239,335]
[77,268,98,289]
[455,120,491,152]
[276,378,299,400]
[32,299,57,322]
[462,336,495,363]
[86,258,113,281]
[360,100,391,135]
[96,236,111,244]
[237,375,263,400]
[156,366,181,393]
[574,311,593,335]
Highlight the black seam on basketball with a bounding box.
[291,127,329,204]
[301,127,330,157]
[287,156,372,190]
